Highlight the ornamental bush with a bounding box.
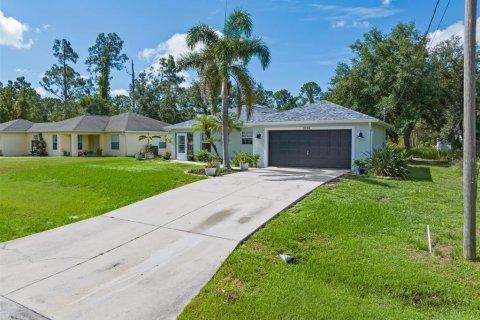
[194,149,214,162]
[367,145,408,179]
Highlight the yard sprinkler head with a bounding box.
[277,254,294,264]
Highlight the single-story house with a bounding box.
[166,101,388,169]
[0,112,170,157]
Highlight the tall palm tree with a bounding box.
[179,9,270,168]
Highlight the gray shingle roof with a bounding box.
[0,113,170,133]
[166,100,380,129]
[257,101,377,123]
[0,119,34,132]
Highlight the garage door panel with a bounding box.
[268,130,352,169]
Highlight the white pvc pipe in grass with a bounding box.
[427,225,432,254]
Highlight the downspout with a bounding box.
[369,122,373,156]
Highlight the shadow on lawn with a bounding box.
[345,175,393,188]
[408,166,433,182]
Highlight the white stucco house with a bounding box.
[0,112,170,157]
[166,101,388,169]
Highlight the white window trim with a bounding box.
[241,131,253,145]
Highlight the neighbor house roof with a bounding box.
[0,113,170,133]
[166,100,384,129]
[0,119,34,132]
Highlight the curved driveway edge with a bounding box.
[0,167,345,320]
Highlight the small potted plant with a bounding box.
[353,159,367,175]
[163,151,171,160]
[96,148,103,156]
[205,161,217,177]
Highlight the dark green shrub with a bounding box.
[194,149,214,162]
[367,145,408,179]
[231,152,260,167]
[409,146,442,160]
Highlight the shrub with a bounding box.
[194,149,214,162]
[367,145,408,179]
[163,151,172,160]
[231,152,259,167]
[409,146,442,160]
[353,159,366,167]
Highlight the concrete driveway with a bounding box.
[0,167,345,320]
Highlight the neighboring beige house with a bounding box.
[0,112,170,157]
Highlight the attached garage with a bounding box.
[167,101,388,168]
[268,129,352,169]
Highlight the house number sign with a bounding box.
[303,126,311,130]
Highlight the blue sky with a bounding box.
[0,0,469,98]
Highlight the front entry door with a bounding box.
[177,133,187,160]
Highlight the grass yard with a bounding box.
[0,157,204,242]
[179,165,480,320]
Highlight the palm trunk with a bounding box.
[221,78,230,168]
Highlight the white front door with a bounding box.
[176,133,187,160]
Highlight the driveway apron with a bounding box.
[0,167,345,320]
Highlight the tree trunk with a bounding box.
[206,132,220,157]
[403,126,414,150]
[221,78,230,168]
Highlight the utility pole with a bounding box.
[463,0,477,260]
[126,60,136,111]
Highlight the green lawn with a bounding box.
[0,157,204,242]
[179,165,480,320]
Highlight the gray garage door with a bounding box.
[268,129,352,169]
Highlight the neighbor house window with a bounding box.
[111,135,119,150]
[77,135,82,150]
[241,131,253,145]
[201,133,211,152]
[52,135,58,150]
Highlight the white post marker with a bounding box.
[427,225,432,254]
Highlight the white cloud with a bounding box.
[15,68,30,74]
[0,10,33,49]
[333,20,370,29]
[139,48,157,62]
[382,0,392,6]
[111,89,129,97]
[311,4,401,28]
[138,33,198,63]
[428,18,480,48]
[35,86,47,97]
[139,32,213,86]
[34,24,51,34]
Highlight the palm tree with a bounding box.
[192,114,220,157]
[138,133,161,153]
[179,9,270,168]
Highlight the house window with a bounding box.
[158,141,167,149]
[77,135,83,150]
[111,135,119,150]
[52,135,58,150]
[241,131,253,145]
[201,133,211,152]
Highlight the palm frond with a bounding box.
[230,65,255,120]
[177,51,207,71]
[224,9,253,39]
[198,64,221,114]
[236,37,271,70]
[186,24,220,49]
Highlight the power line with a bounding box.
[425,0,442,38]
[428,0,452,47]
